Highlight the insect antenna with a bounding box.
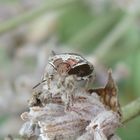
[32,79,47,89]
[51,50,56,56]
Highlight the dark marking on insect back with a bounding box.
[68,64,93,77]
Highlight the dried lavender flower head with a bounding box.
[20,52,122,140]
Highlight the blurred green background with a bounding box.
[0,0,140,139]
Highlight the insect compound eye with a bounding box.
[68,63,94,77]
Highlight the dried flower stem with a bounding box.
[122,97,140,123]
[0,0,78,35]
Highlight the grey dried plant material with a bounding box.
[19,121,40,139]
[20,53,122,140]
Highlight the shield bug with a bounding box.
[32,53,95,109]
[48,53,94,80]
